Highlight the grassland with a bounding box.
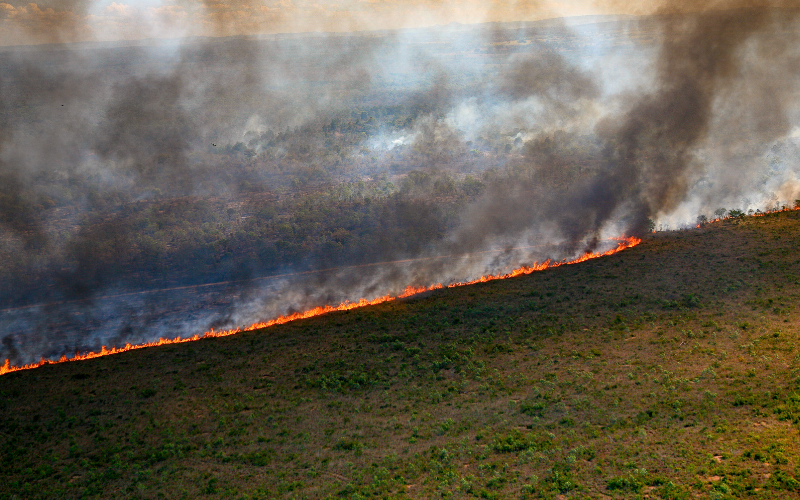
[2,210,800,499]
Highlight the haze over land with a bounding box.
[2,1,800,365]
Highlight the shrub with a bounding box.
[767,470,800,491]
[334,439,364,454]
[139,388,157,398]
[607,475,642,491]
[520,401,546,417]
[491,430,553,453]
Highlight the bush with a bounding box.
[607,475,642,491]
[656,481,691,500]
[139,388,157,398]
[520,401,546,416]
[492,431,531,452]
[682,294,701,308]
[767,470,800,491]
[491,430,553,453]
[775,392,800,423]
[333,439,364,454]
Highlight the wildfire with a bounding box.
[695,206,800,228]
[0,236,641,376]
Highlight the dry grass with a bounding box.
[2,210,800,499]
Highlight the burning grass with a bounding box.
[0,237,640,376]
[2,210,800,499]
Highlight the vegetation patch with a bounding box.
[3,211,800,498]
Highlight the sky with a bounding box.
[0,0,694,47]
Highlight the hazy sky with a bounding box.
[0,0,683,46]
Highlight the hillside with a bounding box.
[2,210,800,499]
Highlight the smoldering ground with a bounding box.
[3,3,800,365]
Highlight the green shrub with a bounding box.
[775,392,800,423]
[491,430,552,453]
[607,475,642,491]
[767,470,800,491]
[140,388,157,398]
[333,439,364,454]
[520,401,546,416]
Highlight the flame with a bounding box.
[696,206,800,228]
[0,236,641,376]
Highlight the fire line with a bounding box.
[0,236,642,375]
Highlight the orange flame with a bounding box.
[0,236,641,376]
[696,206,800,228]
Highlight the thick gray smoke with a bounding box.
[446,6,800,259]
[2,3,800,365]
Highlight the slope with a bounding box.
[2,210,800,499]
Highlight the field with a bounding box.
[1,210,800,499]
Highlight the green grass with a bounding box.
[2,210,800,499]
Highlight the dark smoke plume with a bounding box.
[606,7,799,229]
[447,5,800,259]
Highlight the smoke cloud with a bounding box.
[2,1,800,365]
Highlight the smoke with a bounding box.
[443,4,800,259]
[610,7,797,221]
[2,2,800,365]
